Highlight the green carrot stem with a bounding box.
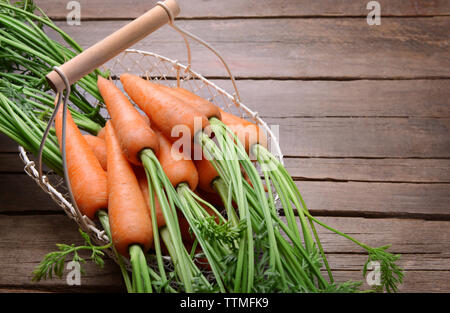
[0,2,83,53]
[143,162,169,287]
[141,149,194,292]
[97,210,133,293]
[138,250,153,293]
[254,144,334,282]
[159,227,183,285]
[213,178,239,226]
[177,184,227,292]
[129,245,145,293]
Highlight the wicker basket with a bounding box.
[18,49,284,272]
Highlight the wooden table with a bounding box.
[0,0,449,293]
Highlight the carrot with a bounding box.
[83,134,107,171]
[120,74,210,142]
[194,154,219,194]
[219,108,268,153]
[97,76,159,166]
[154,129,199,191]
[141,112,151,126]
[134,167,166,228]
[104,121,153,257]
[97,126,106,139]
[54,106,107,220]
[160,86,221,120]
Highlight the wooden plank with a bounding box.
[329,270,450,293]
[0,153,24,173]
[324,254,450,293]
[208,79,450,118]
[0,134,19,154]
[4,151,450,183]
[2,78,449,122]
[51,17,450,79]
[284,158,450,183]
[34,0,450,19]
[309,216,450,254]
[2,172,449,218]
[267,117,450,158]
[326,253,450,271]
[0,214,123,291]
[1,167,449,220]
[3,117,449,158]
[0,174,63,212]
[0,214,447,292]
[295,181,450,218]
[0,287,53,293]
[3,270,447,293]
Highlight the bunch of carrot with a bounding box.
[36,72,401,293]
[0,1,403,293]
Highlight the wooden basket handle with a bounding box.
[46,0,180,91]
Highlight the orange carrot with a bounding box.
[154,129,199,191]
[104,121,153,257]
[134,167,166,228]
[141,113,151,126]
[160,86,221,120]
[219,108,268,153]
[194,154,219,194]
[54,106,108,220]
[97,76,159,166]
[97,127,106,139]
[120,74,210,142]
[83,134,107,171]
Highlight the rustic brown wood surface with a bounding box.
[0,0,449,293]
[49,18,450,79]
[35,0,450,19]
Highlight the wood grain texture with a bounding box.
[3,151,450,183]
[306,216,450,254]
[284,158,450,183]
[294,181,450,218]
[326,253,450,271]
[207,80,450,118]
[0,174,63,212]
[34,0,450,19]
[3,117,449,157]
[50,17,450,79]
[0,153,24,173]
[1,171,449,219]
[0,135,18,154]
[268,117,450,158]
[0,214,447,292]
[0,214,123,292]
[329,271,450,293]
[4,80,450,120]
